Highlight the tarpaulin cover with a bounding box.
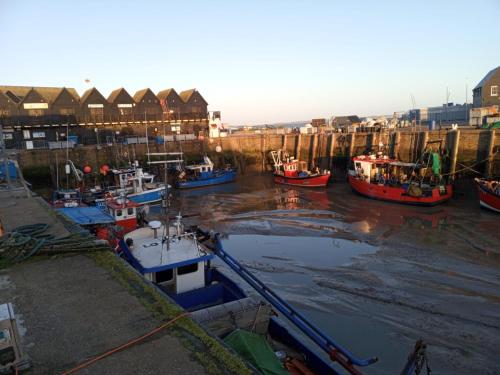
[223,329,289,375]
[432,153,441,176]
[56,207,114,225]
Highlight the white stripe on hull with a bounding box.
[480,200,500,213]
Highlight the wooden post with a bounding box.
[282,133,287,152]
[261,134,266,172]
[486,129,496,178]
[393,131,401,159]
[348,132,356,158]
[311,133,318,168]
[295,133,302,159]
[420,131,429,157]
[329,133,336,170]
[450,129,460,176]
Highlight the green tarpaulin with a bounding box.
[432,153,441,176]
[223,330,289,375]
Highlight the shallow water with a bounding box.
[149,175,500,374]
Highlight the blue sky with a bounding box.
[1,0,498,124]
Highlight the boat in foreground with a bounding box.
[118,216,380,374]
[176,156,236,189]
[348,154,453,206]
[270,150,330,187]
[475,178,500,213]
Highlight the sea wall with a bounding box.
[17,129,500,185]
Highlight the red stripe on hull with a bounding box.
[476,182,500,213]
[348,175,452,206]
[274,173,330,187]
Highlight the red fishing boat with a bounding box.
[475,178,500,213]
[348,154,453,206]
[270,150,330,187]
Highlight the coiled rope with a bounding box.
[0,223,110,266]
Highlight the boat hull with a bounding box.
[274,173,330,187]
[475,179,500,213]
[176,170,237,189]
[348,175,453,206]
[127,187,164,204]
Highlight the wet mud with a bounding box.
[154,175,499,374]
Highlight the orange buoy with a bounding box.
[83,165,92,174]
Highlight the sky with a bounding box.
[1,0,499,125]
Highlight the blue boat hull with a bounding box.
[127,188,164,204]
[176,169,236,189]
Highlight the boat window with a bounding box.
[127,208,134,215]
[156,269,173,283]
[116,209,122,217]
[177,263,198,275]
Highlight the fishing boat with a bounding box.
[475,178,500,213]
[51,189,85,208]
[348,154,453,206]
[119,216,377,374]
[176,155,236,189]
[109,165,169,205]
[270,150,330,187]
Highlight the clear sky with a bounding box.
[1,0,499,124]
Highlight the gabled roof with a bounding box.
[179,89,196,103]
[157,88,178,100]
[107,87,133,103]
[80,87,107,104]
[133,88,152,102]
[474,66,500,90]
[334,115,361,125]
[0,85,79,103]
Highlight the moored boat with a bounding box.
[348,154,453,206]
[475,178,500,213]
[270,150,330,187]
[176,155,236,189]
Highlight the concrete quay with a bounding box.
[0,190,250,375]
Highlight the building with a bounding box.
[473,66,500,108]
[407,103,471,125]
[107,88,135,122]
[178,89,208,121]
[133,88,162,121]
[80,87,111,123]
[331,115,361,129]
[157,88,183,120]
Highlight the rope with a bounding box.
[441,150,498,177]
[60,311,190,375]
[0,223,110,266]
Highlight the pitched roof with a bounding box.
[474,66,500,90]
[0,85,79,103]
[157,88,178,100]
[133,88,151,102]
[107,87,133,103]
[178,89,196,103]
[333,115,361,125]
[80,87,107,104]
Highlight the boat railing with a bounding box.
[209,233,378,374]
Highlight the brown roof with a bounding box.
[133,88,152,102]
[178,89,196,103]
[0,85,79,103]
[107,87,134,103]
[157,88,177,100]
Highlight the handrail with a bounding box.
[209,234,378,373]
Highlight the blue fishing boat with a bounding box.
[176,156,236,189]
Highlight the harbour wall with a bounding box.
[16,129,500,185]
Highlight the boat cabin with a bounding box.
[183,156,214,179]
[105,196,139,232]
[352,155,418,185]
[51,189,83,208]
[123,221,214,294]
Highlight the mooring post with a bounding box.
[486,129,496,178]
[393,131,401,159]
[329,133,336,171]
[311,133,318,168]
[261,134,266,172]
[295,133,302,159]
[420,131,429,157]
[348,132,356,158]
[450,129,460,176]
[282,133,287,152]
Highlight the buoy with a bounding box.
[83,165,92,174]
[101,164,110,172]
[215,145,222,153]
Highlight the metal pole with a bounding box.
[0,118,12,190]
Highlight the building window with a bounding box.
[28,109,45,116]
[90,107,104,116]
[23,130,31,139]
[3,133,13,140]
[491,86,498,96]
[60,107,75,115]
[0,109,10,116]
[32,131,45,138]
